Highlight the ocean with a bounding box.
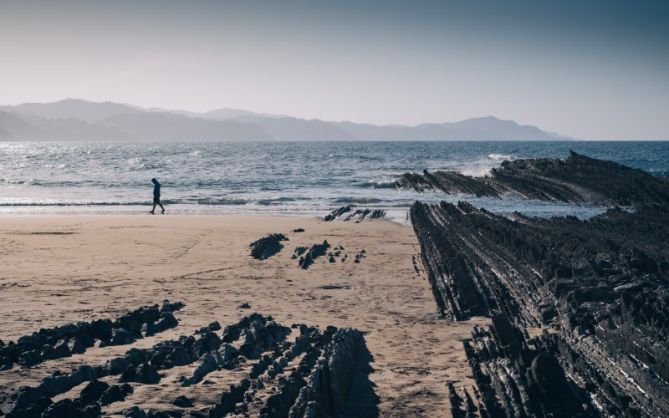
[1,141,668,221]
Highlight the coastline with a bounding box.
[0,214,482,417]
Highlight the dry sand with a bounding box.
[0,215,485,417]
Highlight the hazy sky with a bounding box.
[1,0,667,139]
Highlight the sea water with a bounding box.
[1,141,667,221]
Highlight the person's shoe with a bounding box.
[150,211,155,215]
[161,210,166,214]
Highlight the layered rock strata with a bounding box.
[324,206,386,222]
[411,201,669,417]
[2,313,376,418]
[397,152,669,206]
[0,301,183,371]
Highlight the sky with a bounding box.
[0,0,667,139]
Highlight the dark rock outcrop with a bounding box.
[120,362,161,384]
[298,241,330,269]
[209,324,375,418]
[79,380,109,405]
[287,328,378,418]
[41,398,101,418]
[0,301,183,371]
[411,200,669,417]
[462,317,595,418]
[99,384,133,406]
[324,206,386,222]
[0,308,371,418]
[397,152,669,206]
[250,233,289,260]
[172,395,193,408]
[323,205,352,221]
[4,313,289,416]
[1,306,376,418]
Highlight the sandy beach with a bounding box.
[0,215,484,417]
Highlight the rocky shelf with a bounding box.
[323,206,386,222]
[1,312,376,418]
[396,152,669,206]
[0,301,183,371]
[411,201,669,417]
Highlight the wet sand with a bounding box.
[0,215,484,417]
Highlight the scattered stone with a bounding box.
[319,285,351,290]
[292,228,305,233]
[291,246,307,259]
[239,303,251,309]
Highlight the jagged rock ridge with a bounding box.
[397,152,669,206]
[0,301,183,370]
[2,312,376,417]
[411,201,669,417]
[323,206,386,222]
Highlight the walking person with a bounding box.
[150,178,165,214]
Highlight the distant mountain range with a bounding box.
[0,99,570,142]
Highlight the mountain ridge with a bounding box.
[0,99,572,142]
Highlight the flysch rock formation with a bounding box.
[0,301,183,371]
[1,311,376,418]
[323,206,386,222]
[396,151,669,206]
[411,201,669,417]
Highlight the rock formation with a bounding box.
[298,241,330,269]
[411,201,669,417]
[250,233,289,260]
[2,312,376,417]
[324,206,386,222]
[0,301,183,371]
[397,152,669,206]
